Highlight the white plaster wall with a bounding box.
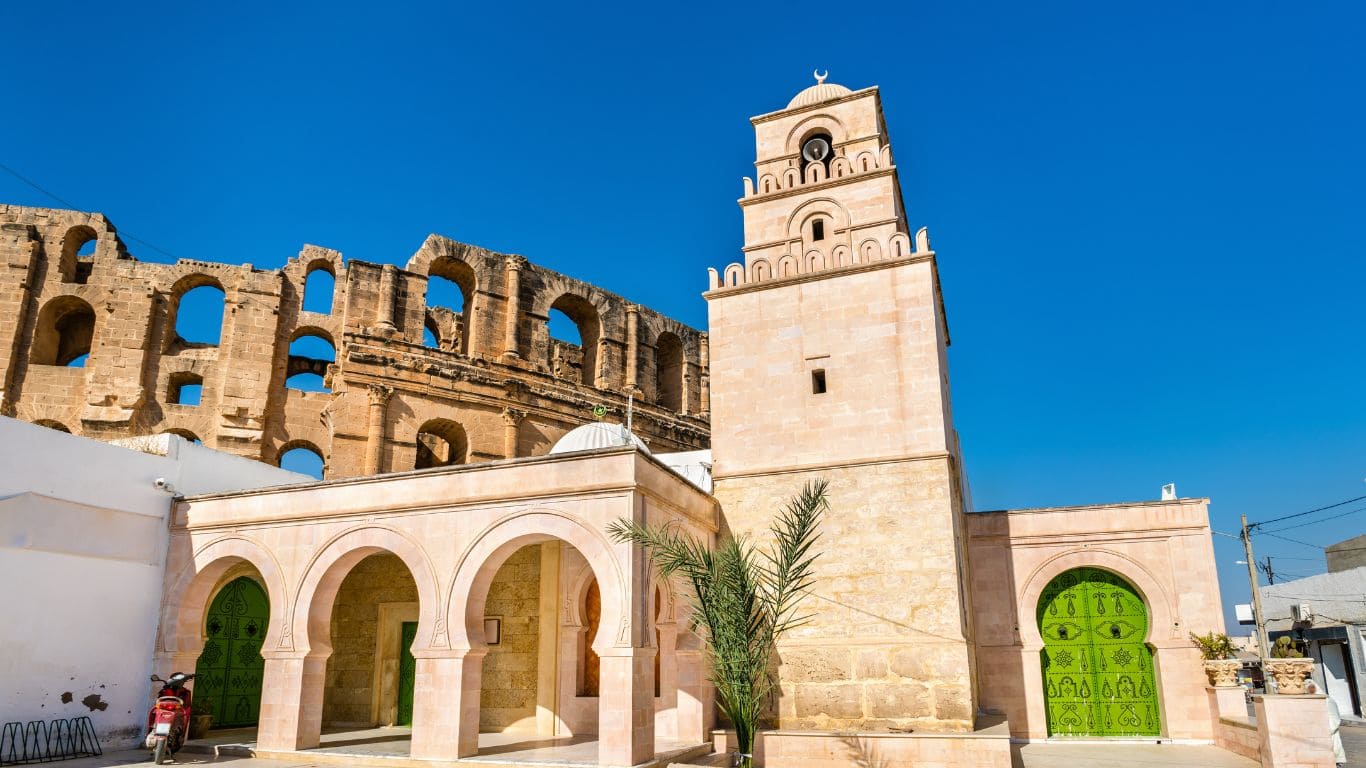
[0,418,308,747]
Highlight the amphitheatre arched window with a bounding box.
[415,419,468,469]
[425,258,475,354]
[59,225,98,285]
[167,372,204,406]
[286,332,336,392]
[655,332,684,412]
[30,296,96,367]
[163,429,202,445]
[279,444,324,479]
[302,267,335,315]
[172,282,227,346]
[34,420,71,433]
[547,294,600,387]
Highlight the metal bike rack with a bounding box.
[0,717,102,765]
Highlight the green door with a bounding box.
[193,577,269,728]
[1039,568,1160,737]
[397,621,417,726]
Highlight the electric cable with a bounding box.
[0,162,183,261]
[1251,494,1366,528]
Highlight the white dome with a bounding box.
[549,422,650,455]
[788,71,852,109]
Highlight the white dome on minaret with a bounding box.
[549,422,650,455]
[787,70,853,109]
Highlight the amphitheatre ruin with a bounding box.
[0,203,710,477]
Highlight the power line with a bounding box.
[1262,505,1366,533]
[0,162,184,261]
[1251,494,1366,528]
[1257,555,1321,561]
[1261,532,1327,550]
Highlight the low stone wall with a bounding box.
[710,721,1012,767]
[1207,686,1259,760]
[1216,716,1260,760]
[1208,685,1338,767]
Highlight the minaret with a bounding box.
[705,74,975,732]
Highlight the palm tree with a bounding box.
[607,479,829,768]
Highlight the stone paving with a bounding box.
[54,722,1366,768]
[1342,720,1366,767]
[1011,742,1257,768]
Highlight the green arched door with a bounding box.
[1039,568,1160,737]
[193,577,269,728]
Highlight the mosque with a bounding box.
[0,75,1241,767]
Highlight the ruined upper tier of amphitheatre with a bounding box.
[0,203,710,476]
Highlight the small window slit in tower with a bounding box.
[811,369,827,394]
[812,219,825,241]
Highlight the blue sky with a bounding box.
[4,2,1363,629]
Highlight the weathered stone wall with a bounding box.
[0,204,710,476]
[712,458,974,733]
[323,554,418,726]
[480,545,542,731]
[704,78,978,733]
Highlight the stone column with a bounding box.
[151,650,200,709]
[256,652,328,751]
[597,646,656,766]
[698,333,710,415]
[410,650,486,760]
[503,257,523,358]
[501,407,525,459]
[364,385,392,475]
[376,264,399,334]
[535,542,562,737]
[625,305,639,389]
[674,645,713,744]
[681,368,695,416]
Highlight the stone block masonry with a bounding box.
[0,204,709,476]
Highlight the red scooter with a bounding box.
[144,673,194,764]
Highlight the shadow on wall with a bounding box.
[838,734,890,768]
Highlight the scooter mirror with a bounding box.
[150,675,162,682]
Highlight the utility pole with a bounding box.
[1257,556,1276,585]
[1242,514,1271,661]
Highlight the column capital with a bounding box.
[504,255,527,271]
[367,384,394,407]
[501,407,527,426]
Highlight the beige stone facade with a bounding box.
[965,499,1225,741]
[157,447,718,765]
[0,207,709,476]
[16,74,1256,766]
[707,78,974,734]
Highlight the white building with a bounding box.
[0,417,308,746]
[1261,563,1366,718]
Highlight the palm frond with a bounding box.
[608,479,829,768]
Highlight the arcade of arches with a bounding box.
[159,447,716,765]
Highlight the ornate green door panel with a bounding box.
[1039,568,1160,737]
[397,622,417,726]
[193,577,269,728]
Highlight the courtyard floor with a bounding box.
[52,721,1366,768]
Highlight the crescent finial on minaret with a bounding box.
[814,69,828,84]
